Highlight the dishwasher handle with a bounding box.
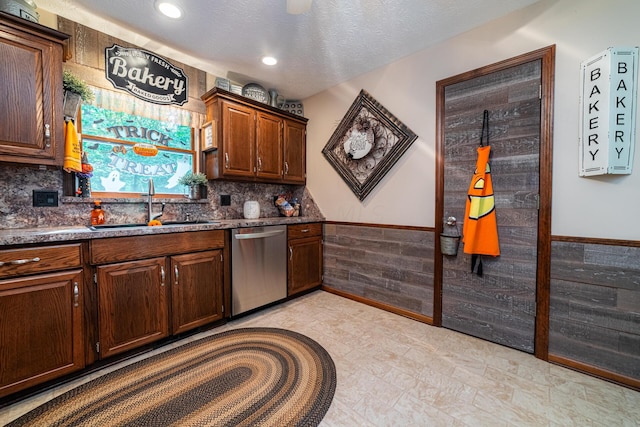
[234,229,285,240]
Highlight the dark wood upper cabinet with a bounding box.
[0,12,69,166]
[283,119,306,184]
[202,88,307,184]
[256,111,284,181]
[221,100,255,178]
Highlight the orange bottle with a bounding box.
[91,200,105,225]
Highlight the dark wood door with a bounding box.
[221,100,255,178]
[0,270,84,398]
[288,236,323,296]
[436,47,555,354]
[97,258,169,358]
[0,19,64,165]
[283,119,306,184]
[170,250,224,335]
[256,111,283,181]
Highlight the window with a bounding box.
[75,87,203,197]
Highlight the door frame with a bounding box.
[433,45,555,360]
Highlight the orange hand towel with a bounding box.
[63,120,82,173]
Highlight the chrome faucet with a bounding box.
[145,178,165,222]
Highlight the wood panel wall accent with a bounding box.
[323,222,435,321]
[549,237,640,388]
[57,17,207,115]
[435,46,555,357]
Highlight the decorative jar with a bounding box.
[243,201,260,219]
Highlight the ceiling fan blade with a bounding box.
[286,0,312,15]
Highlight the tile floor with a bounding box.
[1,291,638,426]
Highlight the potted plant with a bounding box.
[178,171,208,199]
[63,70,94,120]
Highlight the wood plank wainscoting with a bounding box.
[323,222,640,390]
[550,236,640,390]
[322,222,434,324]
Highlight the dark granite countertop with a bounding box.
[0,216,324,246]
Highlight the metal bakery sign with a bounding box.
[105,44,188,106]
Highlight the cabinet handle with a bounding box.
[174,266,179,285]
[225,152,229,169]
[73,282,79,307]
[284,161,289,175]
[289,246,293,260]
[0,257,41,267]
[301,229,309,233]
[257,157,262,171]
[44,124,51,148]
[160,266,165,287]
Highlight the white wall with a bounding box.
[304,0,640,240]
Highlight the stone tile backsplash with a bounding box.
[0,164,323,229]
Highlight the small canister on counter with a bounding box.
[243,200,260,219]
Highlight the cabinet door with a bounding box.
[256,111,283,181]
[221,100,255,178]
[97,258,169,358]
[283,119,306,184]
[0,23,63,165]
[171,250,224,335]
[288,236,323,296]
[0,270,84,398]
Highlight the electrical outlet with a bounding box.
[33,190,59,207]
[220,195,231,206]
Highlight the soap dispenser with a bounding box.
[91,200,105,225]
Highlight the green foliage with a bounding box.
[178,171,208,186]
[63,70,95,102]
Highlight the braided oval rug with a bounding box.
[8,328,336,427]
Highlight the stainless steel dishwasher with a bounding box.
[231,225,287,316]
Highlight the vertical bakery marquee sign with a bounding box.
[579,47,638,176]
[105,44,188,106]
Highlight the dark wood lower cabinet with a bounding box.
[0,231,228,401]
[96,257,169,359]
[171,250,224,335]
[0,270,84,398]
[90,231,226,361]
[288,223,323,296]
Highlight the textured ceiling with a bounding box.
[38,0,539,100]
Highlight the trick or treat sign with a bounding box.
[105,44,188,106]
[579,46,638,176]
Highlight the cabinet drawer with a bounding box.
[288,223,322,240]
[90,230,225,264]
[0,244,82,278]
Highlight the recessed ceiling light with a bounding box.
[156,1,183,19]
[286,0,312,15]
[262,56,278,66]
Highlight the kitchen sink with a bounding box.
[88,223,147,230]
[162,220,218,226]
[88,220,217,230]
[37,227,95,235]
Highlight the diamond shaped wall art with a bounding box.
[322,90,418,201]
